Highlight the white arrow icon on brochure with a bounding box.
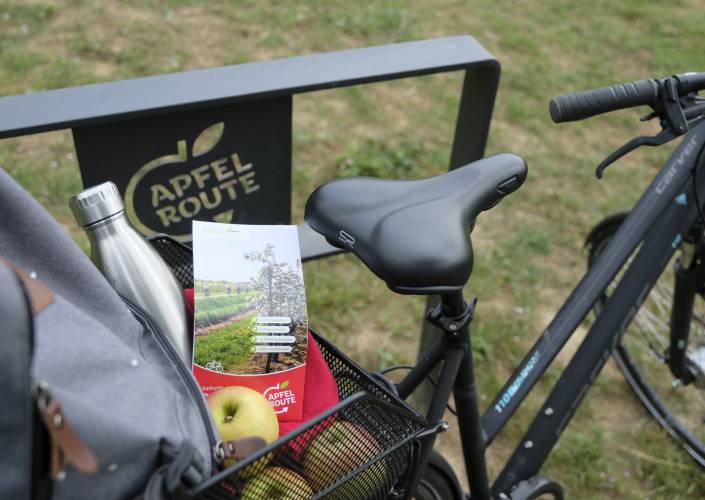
[264,383,279,398]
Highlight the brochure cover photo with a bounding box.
[192,221,308,421]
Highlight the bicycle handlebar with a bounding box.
[549,72,705,123]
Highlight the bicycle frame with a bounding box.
[396,118,705,498]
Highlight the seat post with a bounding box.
[440,290,467,317]
[441,290,491,499]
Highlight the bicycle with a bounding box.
[302,71,705,498]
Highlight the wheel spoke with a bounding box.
[591,230,705,465]
[636,307,670,347]
[652,282,675,317]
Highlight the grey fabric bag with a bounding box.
[0,167,217,500]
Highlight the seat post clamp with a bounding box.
[426,297,477,335]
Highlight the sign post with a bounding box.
[252,316,296,373]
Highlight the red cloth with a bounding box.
[182,289,339,441]
[278,331,340,438]
[183,288,194,325]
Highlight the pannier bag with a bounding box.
[0,167,216,500]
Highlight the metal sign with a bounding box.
[0,35,503,406]
[73,97,292,242]
[1,36,500,257]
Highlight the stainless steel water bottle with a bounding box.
[69,181,191,364]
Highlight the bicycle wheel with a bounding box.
[413,450,463,500]
[586,212,705,467]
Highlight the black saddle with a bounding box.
[304,153,527,295]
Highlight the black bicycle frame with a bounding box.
[397,119,705,498]
[667,233,705,383]
[492,138,705,494]
[397,293,491,498]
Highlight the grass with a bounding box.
[2,0,705,496]
[193,316,253,370]
[194,294,253,325]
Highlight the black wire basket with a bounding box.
[192,332,428,499]
[149,234,433,499]
[149,234,194,289]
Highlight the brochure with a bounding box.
[192,221,308,421]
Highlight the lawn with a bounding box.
[193,316,253,371]
[194,293,253,325]
[2,0,705,496]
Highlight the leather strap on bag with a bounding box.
[1,257,98,479]
[142,437,267,500]
[0,257,54,315]
[219,436,267,462]
[34,383,99,478]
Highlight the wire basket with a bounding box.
[148,234,194,288]
[149,234,432,499]
[191,332,428,499]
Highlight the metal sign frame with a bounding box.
[0,35,500,382]
[0,35,499,260]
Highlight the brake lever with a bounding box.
[595,126,678,179]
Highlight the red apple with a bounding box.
[242,467,313,499]
[302,421,388,498]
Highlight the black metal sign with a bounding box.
[1,36,500,257]
[0,36,502,406]
[73,97,292,242]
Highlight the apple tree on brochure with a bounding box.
[244,243,307,323]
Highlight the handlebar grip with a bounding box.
[674,72,705,95]
[549,78,659,123]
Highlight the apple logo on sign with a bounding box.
[263,380,295,415]
[124,122,261,241]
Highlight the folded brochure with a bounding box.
[192,221,308,421]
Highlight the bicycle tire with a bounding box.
[586,212,705,467]
[413,450,463,500]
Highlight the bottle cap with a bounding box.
[69,181,125,227]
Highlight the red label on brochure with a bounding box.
[193,363,306,420]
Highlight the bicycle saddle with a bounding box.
[305,153,527,295]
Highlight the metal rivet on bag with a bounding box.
[130,359,139,367]
[29,271,37,279]
[108,463,118,472]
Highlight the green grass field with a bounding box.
[194,293,253,325]
[193,316,253,370]
[3,0,705,496]
[194,279,249,297]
